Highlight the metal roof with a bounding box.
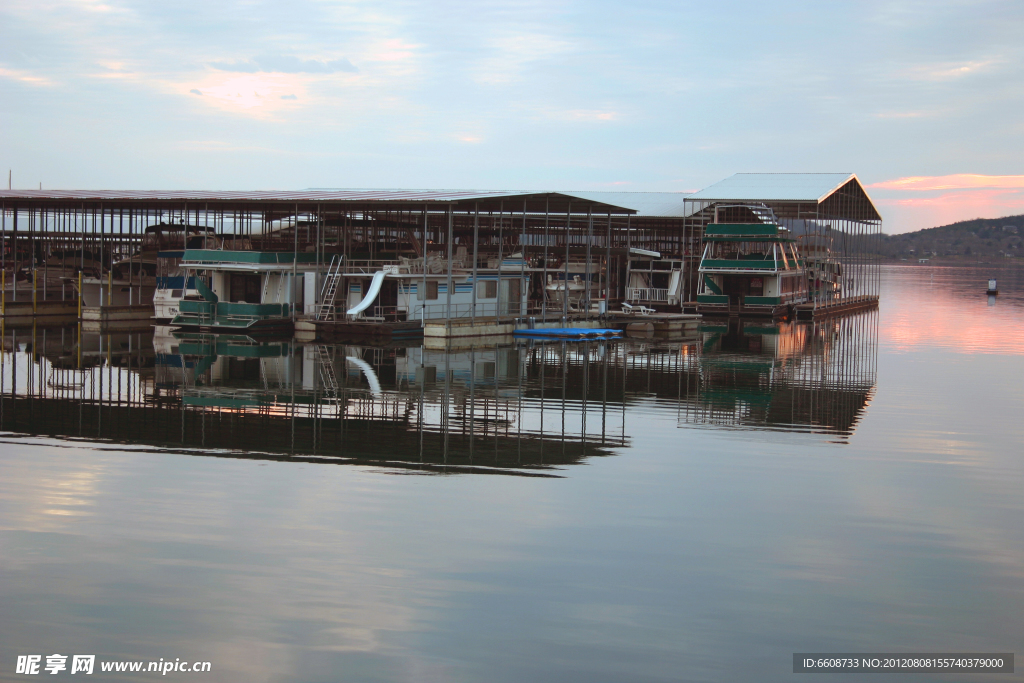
[558,191,694,218]
[688,173,856,202]
[0,189,636,214]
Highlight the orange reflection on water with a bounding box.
[880,266,1024,355]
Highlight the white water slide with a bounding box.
[346,271,386,316]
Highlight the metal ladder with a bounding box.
[316,254,345,321]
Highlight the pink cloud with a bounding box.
[868,175,1024,233]
[868,174,1024,192]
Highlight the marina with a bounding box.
[0,174,882,345]
[6,1,1020,679]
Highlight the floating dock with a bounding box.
[794,296,879,320]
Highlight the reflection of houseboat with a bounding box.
[680,313,878,437]
[171,249,318,334]
[696,223,808,317]
[625,249,684,309]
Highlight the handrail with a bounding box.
[626,287,670,302]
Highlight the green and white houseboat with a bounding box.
[696,223,809,317]
[172,250,319,334]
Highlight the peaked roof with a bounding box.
[689,173,856,202]
[559,191,693,217]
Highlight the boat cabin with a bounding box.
[697,223,808,317]
[172,250,318,333]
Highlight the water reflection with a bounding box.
[679,312,878,439]
[2,327,632,476]
[1,313,881,475]
[3,267,1022,683]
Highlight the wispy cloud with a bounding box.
[183,72,311,115]
[209,55,357,74]
[869,176,1024,232]
[0,67,55,86]
[873,111,929,119]
[868,175,1024,191]
[900,59,1000,82]
[473,32,575,85]
[564,109,618,122]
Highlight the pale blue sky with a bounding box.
[2,0,1023,232]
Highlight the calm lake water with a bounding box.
[1,265,1022,682]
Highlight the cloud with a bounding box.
[867,176,1024,232]
[908,59,998,81]
[473,33,575,84]
[183,73,310,115]
[209,55,357,74]
[565,109,617,122]
[868,175,1024,191]
[873,111,927,119]
[0,67,54,86]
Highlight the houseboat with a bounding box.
[543,260,603,311]
[327,253,531,322]
[171,249,318,334]
[696,223,808,317]
[75,253,157,307]
[72,223,221,310]
[152,225,226,320]
[625,248,685,310]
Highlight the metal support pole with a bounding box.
[445,205,454,323]
[292,203,298,320]
[542,199,549,319]
[563,203,571,319]
[421,206,428,326]
[496,202,504,317]
[471,203,479,322]
[585,207,593,316]
[605,212,611,313]
[520,199,527,317]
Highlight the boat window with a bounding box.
[417,281,439,300]
[228,273,261,303]
[477,280,497,299]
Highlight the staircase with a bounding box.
[315,254,344,321]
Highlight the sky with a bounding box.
[1,0,1022,234]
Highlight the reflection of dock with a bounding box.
[678,312,878,438]
[1,330,631,475]
[1,311,880,476]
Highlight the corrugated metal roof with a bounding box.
[0,189,636,214]
[557,191,695,217]
[688,173,856,202]
[0,189,517,201]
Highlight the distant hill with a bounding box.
[880,214,1024,261]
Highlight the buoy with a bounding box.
[987,278,998,295]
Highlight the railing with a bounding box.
[627,287,670,302]
[342,258,467,275]
[343,259,402,274]
[413,302,521,320]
